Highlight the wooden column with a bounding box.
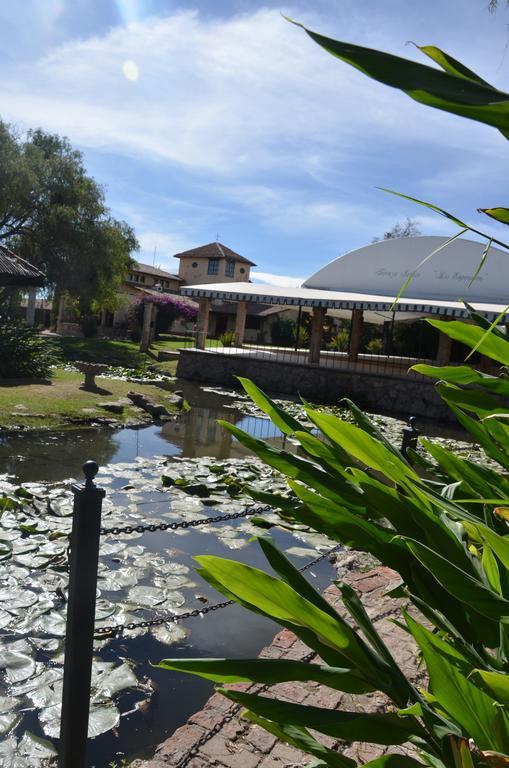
[195,299,210,350]
[234,301,247,347]
[26,288,37,326]
[436,329,452,365]
[308,307,325,365]
[348,309,363,362]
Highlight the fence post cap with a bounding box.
[82,460,99,488]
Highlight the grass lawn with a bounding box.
[0,370,178,429]
[49,335,219,368]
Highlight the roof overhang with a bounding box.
[181,281,508,325]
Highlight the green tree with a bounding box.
[0,121,138,313]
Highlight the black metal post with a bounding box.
[401,416,420,462]
[294,305,302,352]
[59,460,105,768]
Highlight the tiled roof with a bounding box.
[173,242,256,267]
[132,262,183,280]
[0,245,45,287]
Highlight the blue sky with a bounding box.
[2,0,509,285]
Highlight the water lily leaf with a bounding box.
[88,704,121,737]
[91,661,137,702]
[127,585,168,607]
[0,588,38,609]
[151,622,189,646]
[3,649,36,684]
[18,731,57,760]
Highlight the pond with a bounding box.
[0,383,352,767]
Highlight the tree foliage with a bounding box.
[373,218,422,243]
[0,121,138,312]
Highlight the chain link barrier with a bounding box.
[99,504,272,537]
[94,545,341,638]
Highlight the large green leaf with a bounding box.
[288,481,408,570]
[427,320,509,366]
[446,404,509,472]
[405,613,509,751]
[479,208,509,226]
[286,19,509,137]
[416,45,493,88]
[156,657,374,694]
[466,521,509,571]
[343,398,409,460]
[436,382,508,419]
[471,669,509,706]
[415,44,493,87]
[404,538,509,622]
[195,555,390,684]
[218,420,361,504]
[244,712,355,768]
[303,407,416,487]
[411,364,509,398]
[237,377,309,436]
[221,688,420,745]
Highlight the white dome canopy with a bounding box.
[303,235,508,304]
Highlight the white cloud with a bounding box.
[252,271,305,287]
[1,7,493,178]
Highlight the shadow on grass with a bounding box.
[0,378,53,387]
[79,385,113,396]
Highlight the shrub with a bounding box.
[328,328,349,351]
[219,330,236,347]
[0,316,60,378]
[130,295,198,336]
[365,337,383,354]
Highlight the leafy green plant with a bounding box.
[219,329,236,347]
[328,328,349,352]
[365,337,383,355]
[159,345,509,767]
[0,316,60,378]
[157,21,509,768]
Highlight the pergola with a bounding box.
[181,236,509,367]
[0,244,45,324]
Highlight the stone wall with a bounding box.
[176,349,452,421]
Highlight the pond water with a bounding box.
[0,383,348,767]
[0,381,476,766]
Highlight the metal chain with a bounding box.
[99,504,273,537]
[93,545,340,638]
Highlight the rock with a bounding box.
[96,401,125,414]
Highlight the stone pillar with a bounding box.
[139,301,154,352]
[195,299,210,350]
[26,288,37,326]
[436,329,452,366]
[234,301,247,347]
[100,309,107,328]
[348,309,364,362]
[308,307,325,365]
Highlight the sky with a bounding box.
[1,0,509,285]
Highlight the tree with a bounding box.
[372,218,421,242]
[0,121,138,313]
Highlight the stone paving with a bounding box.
[132,562,423,768]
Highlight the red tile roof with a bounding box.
[132,262,183,280]
[173,242,256,267]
